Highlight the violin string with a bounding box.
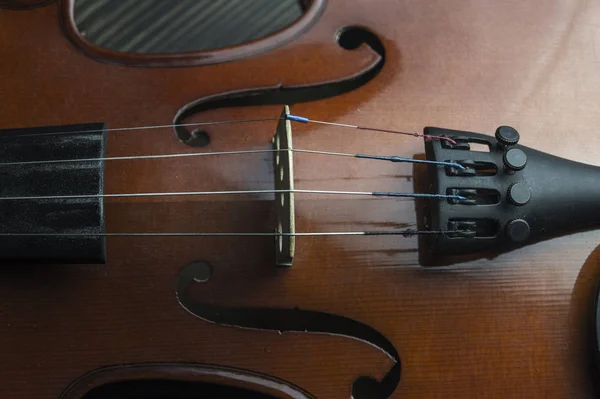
[0,118,280,139]
[0,230,454,237]
[0,148,465,170]
[0,189,466,202]
[285,115,457,145]
[0,113,454,144]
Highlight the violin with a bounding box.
[1,1,600,398]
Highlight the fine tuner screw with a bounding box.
[503,148,528,173]
[506,219,530,242]
[507,182,531,206]
[495,126,520,148]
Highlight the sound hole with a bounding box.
[73,0,310,54]
[80,379,280,399]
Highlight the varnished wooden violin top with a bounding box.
[1,1,600,398]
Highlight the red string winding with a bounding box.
[356,126,457,145]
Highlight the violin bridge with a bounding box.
[272,106,295,267]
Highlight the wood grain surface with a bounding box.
[0,1,599,398]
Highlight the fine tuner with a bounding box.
[0,104,598,267]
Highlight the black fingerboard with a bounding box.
[0,123,107,264]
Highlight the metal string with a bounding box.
[0,230,453,238]
[0,113,455,144]
[0,189,465,202]
[0,147,465,170]
[285,115,457,145]
[0,118,280,140]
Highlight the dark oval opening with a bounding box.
[74,0,312,54]
[81,379,280,399]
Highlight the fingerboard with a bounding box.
[0,123,107,264]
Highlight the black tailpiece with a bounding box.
[423,126,600,260]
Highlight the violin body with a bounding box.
[1,1,600,398]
